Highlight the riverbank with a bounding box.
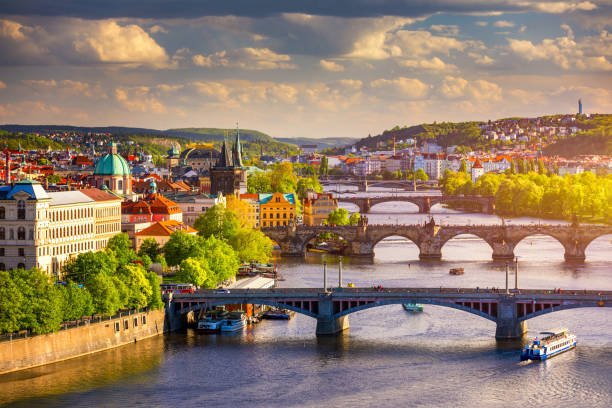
[0,309,167,375]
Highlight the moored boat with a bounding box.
[520,328,577,361]
[197,308,229,333]
[263,307,295,319]
[449,267,464,275]
[402,303,424,312]
[220,311,247,332]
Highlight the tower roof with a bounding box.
[216,138,234,168]
[233,124,244,167]
[94,153,131,176]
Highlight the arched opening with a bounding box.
[17,200,25,219]
[337,202,360,213]
[369,201,420,214]
[429,203,465,214]
[0,206,4,219]
[585,234,612,262]
[373,235,419,261]
[304,232,350,256]
[441,234,492,261]
[514,234,566,262]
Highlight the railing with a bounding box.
[0,307,150,343]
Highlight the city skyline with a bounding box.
[0,1,611,139]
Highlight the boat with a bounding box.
[402,303,424,312]
[197,308,229,333]
[220,311,247,332]
[449,267,464,275]
[263,307,295,320]
[520,328,577,361]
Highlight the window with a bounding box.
[0,207,4,219]
[0,263,4,271]
[141,315,147,325]
[29,229,34,240]
[262,213,266,218]
[17,200,25,219]
[118,180,123,191]
[18,248,24,257]
[133,317,138,328]
[17,263,25,269]
[17,227,25,240]
[115,322,120,332]
[124,319,129,330]
[0,248,3,256]
[0,227,4,240]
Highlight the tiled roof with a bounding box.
[80,188,122,202]
[135,220,197,237]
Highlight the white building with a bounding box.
[0,181,122,275]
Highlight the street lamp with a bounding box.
[514,256,519,290]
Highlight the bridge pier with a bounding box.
[564,247,586,262]
[279,241,306,257]
[418,241,442,260]
[491,243,515,261]
[495,297,527,339]
[316,294,350,335]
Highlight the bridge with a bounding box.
[335,194,495,214]
[170,287,612,339]
[262,222,612,261]
[321,178,436,192]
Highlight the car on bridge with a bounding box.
[214,289,231,294]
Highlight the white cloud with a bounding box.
[389,30,468,57]
[0,80,6,89]
[370,77,429,99]
[519,25,527,33]
[149,25,168,34]
[520,1,598,14]
[192,47,295,70]
[468,52,496,65]
[399,57,457,71]
[336,79,363,91]
[430,24,460,36]
[114,86,167,113]
[439,76,502,101]
[507,26,612,71]
[320,59,345,71]
[475,21,489,27]
[494,20,515,28]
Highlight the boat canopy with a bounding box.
[539,328,568,336]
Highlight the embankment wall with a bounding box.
[0,309,167,375]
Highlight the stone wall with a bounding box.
[0,309,166,375]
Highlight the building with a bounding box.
[210,129,245,196]
[179,145,219,171]
[134,220,197,250]
[238,194,261,227]
[92,142,132,195]
[166,144,181,168]
[259,192,296,227]
[0,181,121,275]
[300,144,318,154]
[471,160,484,183]
[161,192,226,227]
[302,191,337,226]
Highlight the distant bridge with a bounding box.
[262,222,612,261]
[171,287,612,338]
[335,194,495,214]
[321,178,437,192]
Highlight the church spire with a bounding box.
[216,135,233,167]
[233,121,243,167]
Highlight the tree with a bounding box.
[85,272,122,316]
[177,257,210,288]
[510,160,516,174]
[537,159,545,175]
[348,213,361,226]
[0,271,23,333]
[247,172,272,194]
[137,238,162,260]
[194,205,240,240]
[415,168,429,181]
[270,162,298,193]
[327,208,350,226]
[199,236,239,286]
[145,271,164,310]
[162,231,200,266]
[229,228,274,263]
[226,195,256,228]
[116,264,152,309]
[319,156,328,176]
[459,159,468,173]
[517,158,526,174]
[63,251,118,283]
[296,176,322,200]
[107,233,137,266]
[59,282,94,321]
[46,174,62,184]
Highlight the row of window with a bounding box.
[50,206,93,222]
[114,315,147,332]
[0,202,26,220]
[0,262,25,271]
[51,224,94,239]
[0,247,26,257]
[262,213,294,219]
[96,222,121,235]
[262,221,289,227]
[0,227,33,241]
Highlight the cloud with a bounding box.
[336,79,363,91]
[475,21,488,27]
[192,47,295,69]
[468,52,495,65]
[430,24,459,36]
[114,86,167,113]
[507,25,612,71]
[370,77,429,99]
[439,76,502,101]
[0,80,6,89]
[494,20,515,28]
[149,25,168,34]
[520,1,598,14]
[320,59,345,71]
[399,56,457,71]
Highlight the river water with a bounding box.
[2,189,611,408]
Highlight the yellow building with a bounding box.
[303,192,337,226]
[259,193,296,227]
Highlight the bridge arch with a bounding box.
[439,232,495,260]
[371,233,420,260]
[584,234,612,261]
[368,200,420,213]
[179,299,319,319]
[332,298,497,322]
[518,303,611,322]
[513,233,568,261]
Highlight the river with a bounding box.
[2,191,611,407]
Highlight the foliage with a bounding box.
[348,213,361,226]
[229,228,274,263]
[162,231,200,266]
[319,156,328,176]
[296,176,323,200]
[0,270,24,333]
[107,233,137,266]
[116,264,153,309]
[247,172,272,193]
[327,208,350,226]
[415,168,429,181]
[137,238,163,261]
[194,204,240,240]
[177,257,209,288]
[59,282,94,321]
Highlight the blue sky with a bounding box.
[0,1,611,139]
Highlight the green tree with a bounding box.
[415,168,429,181]
[510,160,516,174]
[116,264,152,309]
[327,208,350,226]
[137,238,162,260]
[177,257,210,288]
[459,159,468,173]
[517,158,526,174]
[319,156,328,176]
[348,213,361,226]
[162,231,200,266]
[59,282,94,321]
[0,271,23,333]
[63,251,118,283]
[85,272,123,316]
[247,172,272,193]
[145,271,164,310]
[194,205,240,240]
[107,233,137,266]
[296,176,322,200]
[229,228,274,263]
[199,236,240,286]
[537,159,545,174]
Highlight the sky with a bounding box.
[0,1,611,139]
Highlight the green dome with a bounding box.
[94,153,131,176]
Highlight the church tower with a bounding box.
[210,129,245,197]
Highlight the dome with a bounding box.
[94,153,131,176]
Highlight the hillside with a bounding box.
[544,116,612,157]
[276,137,359,150]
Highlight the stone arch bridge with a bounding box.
[172,288,612,338]
[262,223,612,261]
[336,195,495,214]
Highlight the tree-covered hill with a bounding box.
[544,116,612,157]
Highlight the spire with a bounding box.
[233,121,243,167]
[216,136,233,168]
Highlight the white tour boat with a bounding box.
[197,308,229,333]
[520,328,576,361]
[220,312,247,332]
